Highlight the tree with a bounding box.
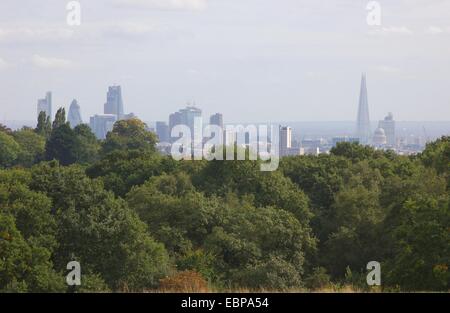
[101,118,157,155]
[73,124,100,164]
[420,136,450,189]
[127,174,316,289]
[0,123,12,135]
[0,176,65,292]
[0,132,21,168]
[45,124,79,166]
[35,112,51,138]
[52,108,67,130]
[30,162,170,290]
[13,128,46,167]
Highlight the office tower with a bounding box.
[279,126,292,157]
[169,112,182,143]
[169,105,202,143]
[373,127,387,146]
[68,99,82,128]
[156,121,170,143]
[37,91,52,120]
[356,74,371,145]
[104,86,124,120]
[180,106,202,137]
[210,113,224,129]
[378,112,396,146]
[89,114,117,139]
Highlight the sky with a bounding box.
[0,0,449,123]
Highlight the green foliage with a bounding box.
[73,124,100,164]
[35,112,51,138]
[45,124,79,166]
[0,132,21,168]
[305,267,331,290]
[101,118,157,155]
[52,108,67,130]
[29,162,170,290]
[1,127,449,292]
[13,128,46,166]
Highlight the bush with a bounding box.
[159,271,209,292]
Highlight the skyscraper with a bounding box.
[180,106,202,137]
[209,113,224,129]
[37,91,52,120]
[356,74,371,145]
[378,112,396,147]
[279,126,292,157]
[156,121,170,143]
[169,105,202,143]
[104,86,124,120]
[169,111,182,143]
[89,114,117,139]
[68,99,83,128]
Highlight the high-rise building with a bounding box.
[156,121,170,143]
[356,74,371,145]
[279,126,292,157]
[169,105,202,143]
[37,91,52,120]
[104,86,124,120]
[209,113,223,129]
[89,114,117,139]
[378,112,396,147]
[169,112,182,143]
[68,99,82,128]
[180,106,202,136]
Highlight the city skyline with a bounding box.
[1,1,450,122]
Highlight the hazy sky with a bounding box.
[0,0,449,123]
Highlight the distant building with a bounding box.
[210,113,224,129]
[169,105,202,143]
[37,91,52,120]
[68,99,82,128]
[378,112,396,146]
[373,127,387,146]
[104,86,124,120]
[169,111,182,137]
[332,136,360,147]
[356,74,371,144]
[279,126,292,157]
[123,112,136,120]
[89,114,117,139]
[156,121,170,143]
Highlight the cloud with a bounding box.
[425,26,450,35]
[368,26,413,36]
[114,0,208,11]
[381,26,414,35]
[427,26,444,34]
[372,65,401,74]
[32,55,74,70]
[0,57,9,70]
[0,27,74,43]
[104,22,160,38]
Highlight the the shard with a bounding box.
[356,73,371,144]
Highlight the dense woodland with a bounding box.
[0,109,449,292]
